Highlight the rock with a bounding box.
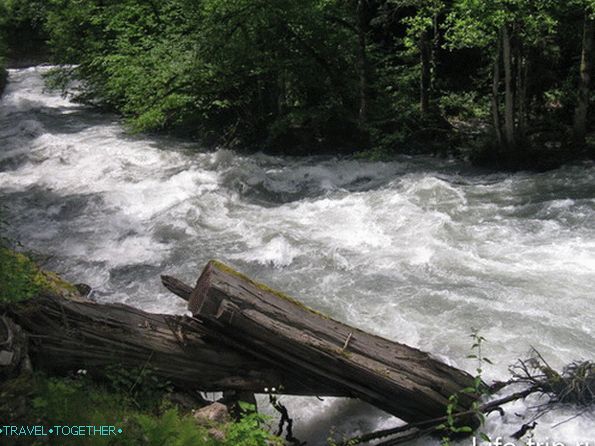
[208,428,227,442]
[193,402,230,426]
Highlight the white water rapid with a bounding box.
[1,66,594,445]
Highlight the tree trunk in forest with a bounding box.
[502,25,516,150]
[516,51,528,140]
[188,260,479,423]
[432,13,440,92]
[420,31,432,116]
[492,34,503,148]
[356,0,370,125]
[574,13,594,147]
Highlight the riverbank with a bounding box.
[0,248,281,446]
[39,63,594,172]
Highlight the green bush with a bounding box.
[7,374,281,446]
[0,248,42,303]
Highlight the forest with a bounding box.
[1,0,594,169]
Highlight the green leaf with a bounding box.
[480,433,492,442]
[238,401,256,413]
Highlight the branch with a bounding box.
[339,387,538,446]
[161,275,192,301]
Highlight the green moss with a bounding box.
[35,269,79,298]
[211,260,330,319]
[0,248,42,303]
[334,348,353,359]
[0,248,80,303]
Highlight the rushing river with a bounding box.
[1,66,594,445]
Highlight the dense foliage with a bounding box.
[0,0,46,65]
[1,0,595,167]
[0,373,280,446]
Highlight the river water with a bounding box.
[1,66,594,445]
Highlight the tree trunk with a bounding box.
[517,50,529,140]
[432,12,440,92]
[356,0,370,125]
[492,33,503,148]
[0,316,30,380]
[4,294,339,396]
[420,30,432,116]
[574,13,594,146]
[188,260,479,423]
[502,25,516,150]
[4,262,481,422]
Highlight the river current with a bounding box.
[1,66,594,445]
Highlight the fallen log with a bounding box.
[161,275,192,302]
[188,260,479,422]
[3,261,481,425]
[0,316,30,379]
[3,294,342,396]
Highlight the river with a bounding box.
[1,66,594,445]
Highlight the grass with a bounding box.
[1,373,280,446]
[0,247,80,303]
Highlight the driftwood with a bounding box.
[161,275,192,301]
[3,260,480,425]
[4,295,339,395]
[188,260,479,422]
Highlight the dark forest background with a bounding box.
[1,0,595,170]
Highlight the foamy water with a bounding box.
[1,66,594,445]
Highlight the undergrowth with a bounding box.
[1,373,281,446]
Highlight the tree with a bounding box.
[401,0,447,116]
[446,0,557,155]
[573,1,595,146]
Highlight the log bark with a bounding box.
[3,295,340,396]
[188,260,479,422]
[0,316,30,379]
[161,275,192,301]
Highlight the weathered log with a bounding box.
[0,316,30,379]
[161,275,192,301]
[189,260,479,422]
[4,295,342,396]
